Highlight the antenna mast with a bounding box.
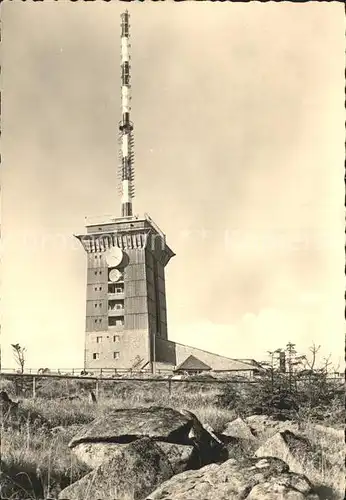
[118,10,135,217]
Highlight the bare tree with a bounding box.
[11,343,26,373]
[302,343,321,372]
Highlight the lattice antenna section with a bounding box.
[118,10,135,217]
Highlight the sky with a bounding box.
[1,1,345,370]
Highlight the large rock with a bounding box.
[179,409,227,465]
[146,456,318,500]
[72,440,196,473]
[255,430,312,474]
[248,474,319,499]
[0,391,19,421]
[59,437,174,500]
[246,414,298,438]
[223,417,257,441]
[69,407,193,447]
[69,407,225,469]
[72,441,127,469]
[155,442,196,474]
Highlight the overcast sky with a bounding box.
[1,1,344,370]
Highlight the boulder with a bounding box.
[72,440,196,473]
[71,441,126,469]
[179,409,227,464]
[223,417,257,441]
[59,437,174,500]
[202,423,224,445]
[0,391,19,418]
[245,414,298,438]
[155,442,196,474]
[217,433,253,461]
[248,473,319,499]
[146,456,318,500]
[68,407,193,448]
[69,406,226,469]
[255,430,312,474]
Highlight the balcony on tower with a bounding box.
[108,299,124,317]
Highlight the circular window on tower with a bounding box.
[109,269,123,282]
[105,246,123,268]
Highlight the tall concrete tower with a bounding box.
[75,12,175,373]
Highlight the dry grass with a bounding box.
[1,388,344,499]
[297,421,345,499]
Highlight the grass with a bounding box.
[0,382,344,499]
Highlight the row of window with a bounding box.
[92,285,124,293]
[96,335,120,343]
[93,301,124,310]
[108,284,124,293]
[93,352,120,360]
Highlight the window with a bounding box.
[99,286,102,291]
[113,352,120,360]
[94,304,97,308]
[108,300,123,311]
[113,335,120,342]
[108,316,124,327]
[94,271,97,276]
[99,303,102,307]
[93,353,99,360]
[96,336,102,343]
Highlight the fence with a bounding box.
[0,369,262,400]
[1,369,343,400]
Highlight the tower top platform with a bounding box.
[75,212,175,266]
[83,213,166,239]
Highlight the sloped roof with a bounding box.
[237,359,265,370]
[214,359,262,371]
[175,355,212,372]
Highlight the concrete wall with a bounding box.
[85,328,150,370]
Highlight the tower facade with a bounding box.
[76,12,175,372]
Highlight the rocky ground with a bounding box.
[0,389,344,499]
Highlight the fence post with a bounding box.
[32,377,36,399]
[168,379,172,396]
[95,379,99,400]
